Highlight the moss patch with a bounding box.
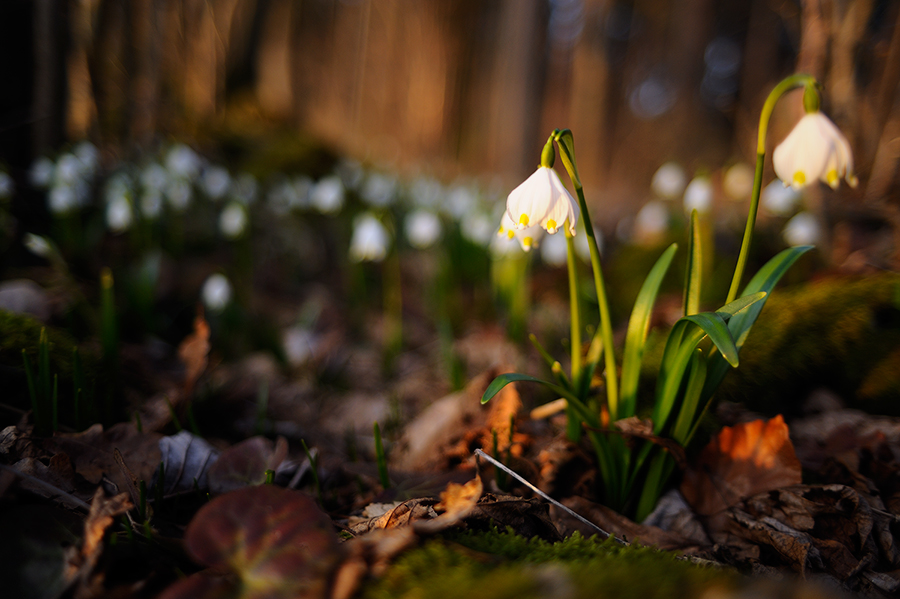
[362,529,736,599]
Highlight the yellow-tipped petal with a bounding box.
[522,236,533,251]
[826,169,839,189]
[518,214,530,227]
[792,171,806,188]
[546,219,557,234]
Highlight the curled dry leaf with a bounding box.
[160,485,340,599]
[206,436,289,495]
[413,475,483,534]
[178,308,210,399]
[156,430,219,495]
[681,415,802,516]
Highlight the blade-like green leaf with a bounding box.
[703,245,813,397]
[671,348,706,444]
[481,373,596,427]
[683,210,702,317]
[619,243,678,420]
[683,312,739,367]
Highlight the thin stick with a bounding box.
[0,463,92,511]
[474,449,623,543]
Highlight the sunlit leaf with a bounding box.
[683,210,702,317]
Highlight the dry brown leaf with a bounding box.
[414,475,483,534]
[178,308,210,398]
[72,489,133,595]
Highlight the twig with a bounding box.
[0,463,91,511]
[474,449,624,544]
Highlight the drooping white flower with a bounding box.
[219,202,248,239]
[141,163,169,192]
[202,273,232,312]
[310,176,344,214]
[497,211,543,252]
[683,176,713,214]
[165,144,202,180]
[540,231,568,266]
[444,184,477,220]
[405,209,442,249]
[633,200,670,244]
[361,173,398,208]
[48,184,78,214]
[651,162,687,200]
[141,190,164,219]
[783,211,821,246]
[460,212,494,246]
[773,112,857,190]
[106,196,133,233]
[349,213,390,262]
[55,153,83,186]
[74,141,99,176]
[506,167,578,235]
[0,172,14,199]
[30,157,55,188]
[201,165,231,200]
[165,179,192,211]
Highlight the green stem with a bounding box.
[726,73,817,304]
[565,230,581,385]
[553,129,618,417]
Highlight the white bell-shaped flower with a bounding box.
[506,167,579,235]
[773,112,857,190]
[497,211,543,252]
[349,213,390,262]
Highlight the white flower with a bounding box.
[349,213,390,262]
[783,211,821,246]
[410,176,444,209]
[165,179,192,211]
[74,141,99,176]
[48,184,78,214]
[165,144,202,179]
[773,112,857,190]
[141,190,164,219]
[202,165,231,200]
[361,173,397,208]
[761,180,801,216]
[141,163,169,192]
[444,184,477,220]
[219,202,248,239]
[683,176,713,214]
[310,176,344,214]
[405,209,442,249]
[651,162,687,200]
[106,196,133,233]
[55,153,83,186]
[460,212,494,246]
[633,200,670,243]
[506,167,578,235]
[497,211,543,252]
[23,233,53,258]
[233,173,258,205]
[540,231,568,266]
[202,274,232,312]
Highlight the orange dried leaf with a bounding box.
[178,309,210,398]
[681,415,802,516]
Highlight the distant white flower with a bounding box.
[773,112,857,190]
[290,176,313,209]
[106,196,133,233]
[633,200,670,243]
[310,176,344,214]
[576,225,600,261]
[361,173,397,208]
[761,181,801,217]
[55,153,84,187]
[723,163,754,201]
[497,211,543,252]
[283,326,318,367]
[683,176,713,214]
[0,172,14,199]
[202,274,232,312]
[141,163,169,192]
[651,162,687,200]
[165,179,192,211]
[349,213,390,262]
[444,185,477,220]
[460,212,494,246]
[30,157,55,188]
[506,167,579,235]
[219,202,248,239]
[23,233,53,258]
[202,165,231,200]
[783,211,821,246]
[405,209,441,249]
[540,231,568,266]
[74,141,99,175]
[48,184,78,214]
[165,144,202,179]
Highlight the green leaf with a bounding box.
[703,246,813,397]
[683,210,702,317]
[671,348,707,444]
[483,373,597,427]
[619,243,678,420]
[683,312,739,367]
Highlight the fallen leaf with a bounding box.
[681,416,802,516]
[331,527,417,599]
[206,436,289,495]
[413,475,483,534]
[178,308,210,399]
[160,485,341,599]
[156,430,220,495]
[70,489,133,593]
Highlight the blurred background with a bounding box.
[1,0,898,239]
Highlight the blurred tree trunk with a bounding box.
[33,0,68,153]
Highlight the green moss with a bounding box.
[362,529,735,599]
